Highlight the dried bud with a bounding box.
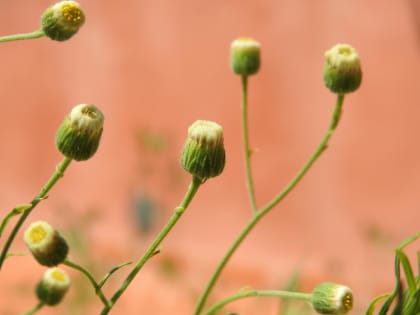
[56,104,104,161]
[324,43,362,94]
[36,267,71,305]
[41,1,85,41]
[230,37,261,76]
[180,120,225,182]
[24,221,68,266]
[311,282,353,315]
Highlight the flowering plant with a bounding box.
[0,2,418,315]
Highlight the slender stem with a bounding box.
[21,302,45,315]
[0,30,45,43]
[100,176,202,315]
[262,93,344,213]
[0,157,72,269]
[193,94,345,315]
[0,211,18,238]
[241,75,258,212]
[64,259,110,307]
[204,290,312,315]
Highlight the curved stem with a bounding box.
[193,94,345,315]
[64,259,110,307]
[0,157,72,269]
[0,211,19,238]
[0,30,45,43]
[262,93,344,213]
[204,290,312,315]
[21,302,45,315]
[241,75,258,212]
[100,176,202,315]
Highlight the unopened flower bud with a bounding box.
[24,221,68,266]
[324,44,362,94]
[230,37,261,76]
[311,282,353,315]
[41,0,85,41]
[36,267,71,305]
[180,120,225,182]
[56,104,104,161]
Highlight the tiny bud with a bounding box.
[180,120,226,182]
[324,43,362,94]
[24,221,69,266]
[36,267,71,306]
[230,37,261,76]
[41,0,85,41]
[56,104,104,161]
[311,282,353,315]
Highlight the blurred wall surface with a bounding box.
[0,1,419,314]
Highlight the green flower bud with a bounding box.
[56,104,104,161]
[311,282,353,315]
[230,37,261,76]
[24,221,69,267]
[41,1,85,41]
[324,43,362,94]
[180,120,225,182]
[36,267,71,306]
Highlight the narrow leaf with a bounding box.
[98,261,132,289]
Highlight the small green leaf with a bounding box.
[396,250,416,296]
[378,256,402,315]
[397,232,420,251]
[365,293,390,315]
[1,210,21,237]
[98,261,132,289]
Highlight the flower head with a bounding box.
[230,37,261,76]
[311,282,353,315]
[24,221,68,266]
[41,1,85,41]
[36,267,71,305]
[180,120,225,182]
[324,43,362,94]
[56,104,104,161]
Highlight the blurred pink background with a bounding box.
[1,0,420,314]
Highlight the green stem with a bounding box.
[0,157,72,269]
[0,30,45,43]
[0,211,19,238]
[241,75,258,212]
[21,302,45,315]
[262,93,344,213]
[100,176,202,315]
[64,259,110,307]
[193,94,345,315]
[204,290,312,315]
